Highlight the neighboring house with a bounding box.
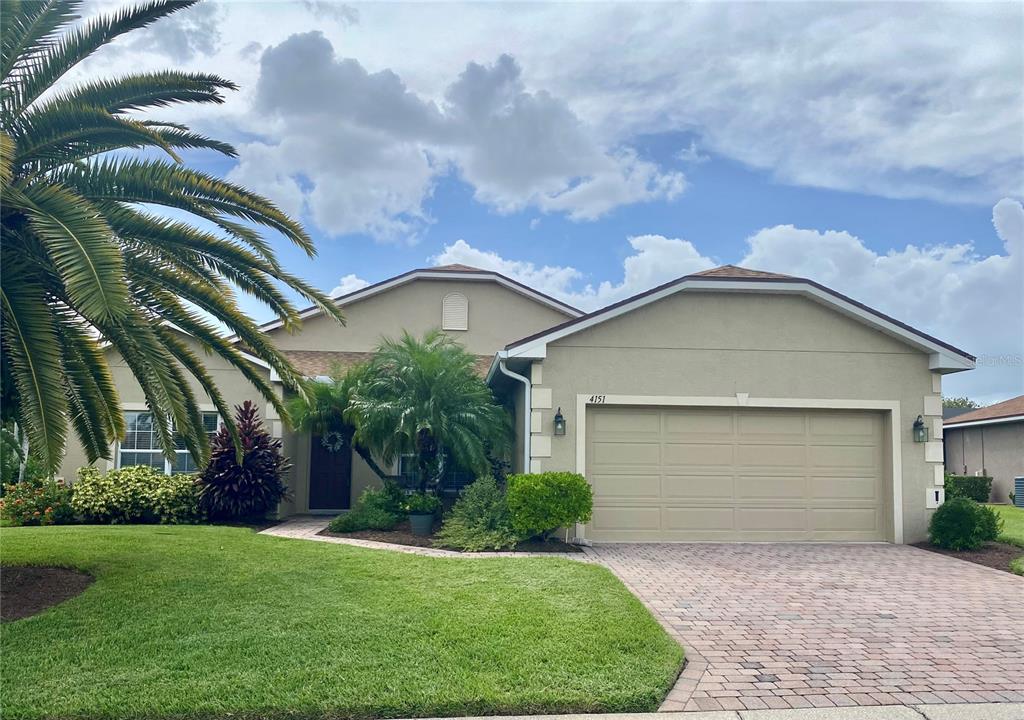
[943,395,1024,503]
[58,263,975,544]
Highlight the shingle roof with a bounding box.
[284,350,493,378]
[692,264,795,280]
[944,395,1024,426]
[430,263,483,272]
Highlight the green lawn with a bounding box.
[1,525,682,720]
[989,504,1024,546]
[988,504,1024,575]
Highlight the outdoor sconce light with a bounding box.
[553,407,566,436]
[912,415,928,443]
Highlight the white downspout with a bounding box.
[497,358,531,473]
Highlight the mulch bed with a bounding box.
[320,520,582,553]
[1,566,94,622]
[912,541,1024,574]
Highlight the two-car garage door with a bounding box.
[586,406,889,542]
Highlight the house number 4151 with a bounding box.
[588,395,607,404]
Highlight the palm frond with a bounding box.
[21,182,129,322]
[5,0,198,117]
[33,70,236,114]
[0,268,69,470]
[12,104,182,166]
[0,0,80,84]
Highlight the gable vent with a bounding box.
[442,292,468,331]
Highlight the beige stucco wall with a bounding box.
[944,423,1024,503]
[58,333,273,482]
[530,291,948,543]
[267,278,572,356]
[273,276,570,511]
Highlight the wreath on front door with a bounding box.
[321,430,346,452]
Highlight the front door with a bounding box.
[309,434,352,510]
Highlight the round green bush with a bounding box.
[928,497,1002,551]
[434,476,523,552]
[506,472,592,541]
[328,484,404,532]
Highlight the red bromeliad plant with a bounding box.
[197,401,290,520]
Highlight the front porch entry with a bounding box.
[308,434,352,512]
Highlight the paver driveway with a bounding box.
[590,543,1024,713]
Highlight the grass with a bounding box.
[988,504,1024,575]
[1,525,682,720]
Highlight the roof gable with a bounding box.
[502,265,974,373]
[944,395,1024,427]
[251,265,581,338]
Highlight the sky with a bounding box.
[78,0,1023,404]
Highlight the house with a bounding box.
[943,395,1024,503]
[58,263,975,544]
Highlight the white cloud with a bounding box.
[431,234,713,309]
[433,199,1024,402]
[72,2,1020,216]
[331,274,371,297]
[225,34,683,242]
[677,141,709,165]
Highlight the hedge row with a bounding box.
[944,474,992,503]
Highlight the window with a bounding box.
[396,451,474,494]
[119,411,219,474]
[441,292,468,331]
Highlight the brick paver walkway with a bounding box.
[589,543,1024,713]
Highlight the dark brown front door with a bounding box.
[309,434,352,510]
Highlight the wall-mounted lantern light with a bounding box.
[553,407,566,436]
[912,415,928,443]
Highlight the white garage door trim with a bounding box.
[574,394,903,543]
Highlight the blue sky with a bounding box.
[82,1,1023,403]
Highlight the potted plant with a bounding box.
[405,492,441,536]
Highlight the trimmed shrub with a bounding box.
[403,492,441,515]
[506,472,592,541]
[329,483,404,532]
[72,466,202,524]
[944,474,992,503]
[928,497,1003,550]
[197,401,290,521]
[0,479,74,526]
[435,477,523,551]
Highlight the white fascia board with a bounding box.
[238,351,271,369]
[247,270,582,340]
[484,352,504,385]
[508,279,974,372]
[944,415,1024,430]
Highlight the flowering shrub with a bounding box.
[72,465,202,524]
[0,479,75,526]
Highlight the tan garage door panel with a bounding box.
[587,407,888,542]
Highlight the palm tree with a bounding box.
[348,330,512,493]
[286,365,391,481]
[0,0,343,474]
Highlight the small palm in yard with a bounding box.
[0,0,342,475]
[349,330,512,492]
[287,365,391,480]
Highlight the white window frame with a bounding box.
[117,409,220,475]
